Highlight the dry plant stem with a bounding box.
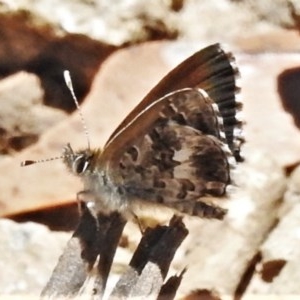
[41,202,98,297]
[110,215,188,299]
[157,269,186,300]
[93,211,127,297]
[41,205,187,299]
[131,215,188,278]
[41,202,126,298]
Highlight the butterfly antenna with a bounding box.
[21,155,64,167]
[64,70,91,150]
[21,71,90,167]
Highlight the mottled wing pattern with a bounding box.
[106,43,242,162]
[99,44,243,220]
[101,89,235,219]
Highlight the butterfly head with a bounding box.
[63,143,100,177]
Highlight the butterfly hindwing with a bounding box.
[100,89,233,219]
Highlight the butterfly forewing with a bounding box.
[105,43,242,162]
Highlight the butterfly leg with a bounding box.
[127,209,145,234]
[77,190,98,219]
[134,213,145,234]
[167,200,227,220]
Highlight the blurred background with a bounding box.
[0,0,300,298]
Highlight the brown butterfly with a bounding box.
[25,43,244,220]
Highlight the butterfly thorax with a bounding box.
[63,144,127,214]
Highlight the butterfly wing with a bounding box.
[100,89,235,219]
[97,44,244,219]
[105,43,243,161]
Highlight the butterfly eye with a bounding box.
[73,155,89,174]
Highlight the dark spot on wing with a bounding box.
[171,113,187,125]
[135,165,144,174]
[177,189,187,199]
[156,195,164,203]
[162,102,177,116]
[176,179,195,199]
[180,179,195,191]
[127,146,139,161]
[153,179,166,188]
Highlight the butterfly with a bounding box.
[33,43,244,221]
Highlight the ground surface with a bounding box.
[0,0,300,299]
